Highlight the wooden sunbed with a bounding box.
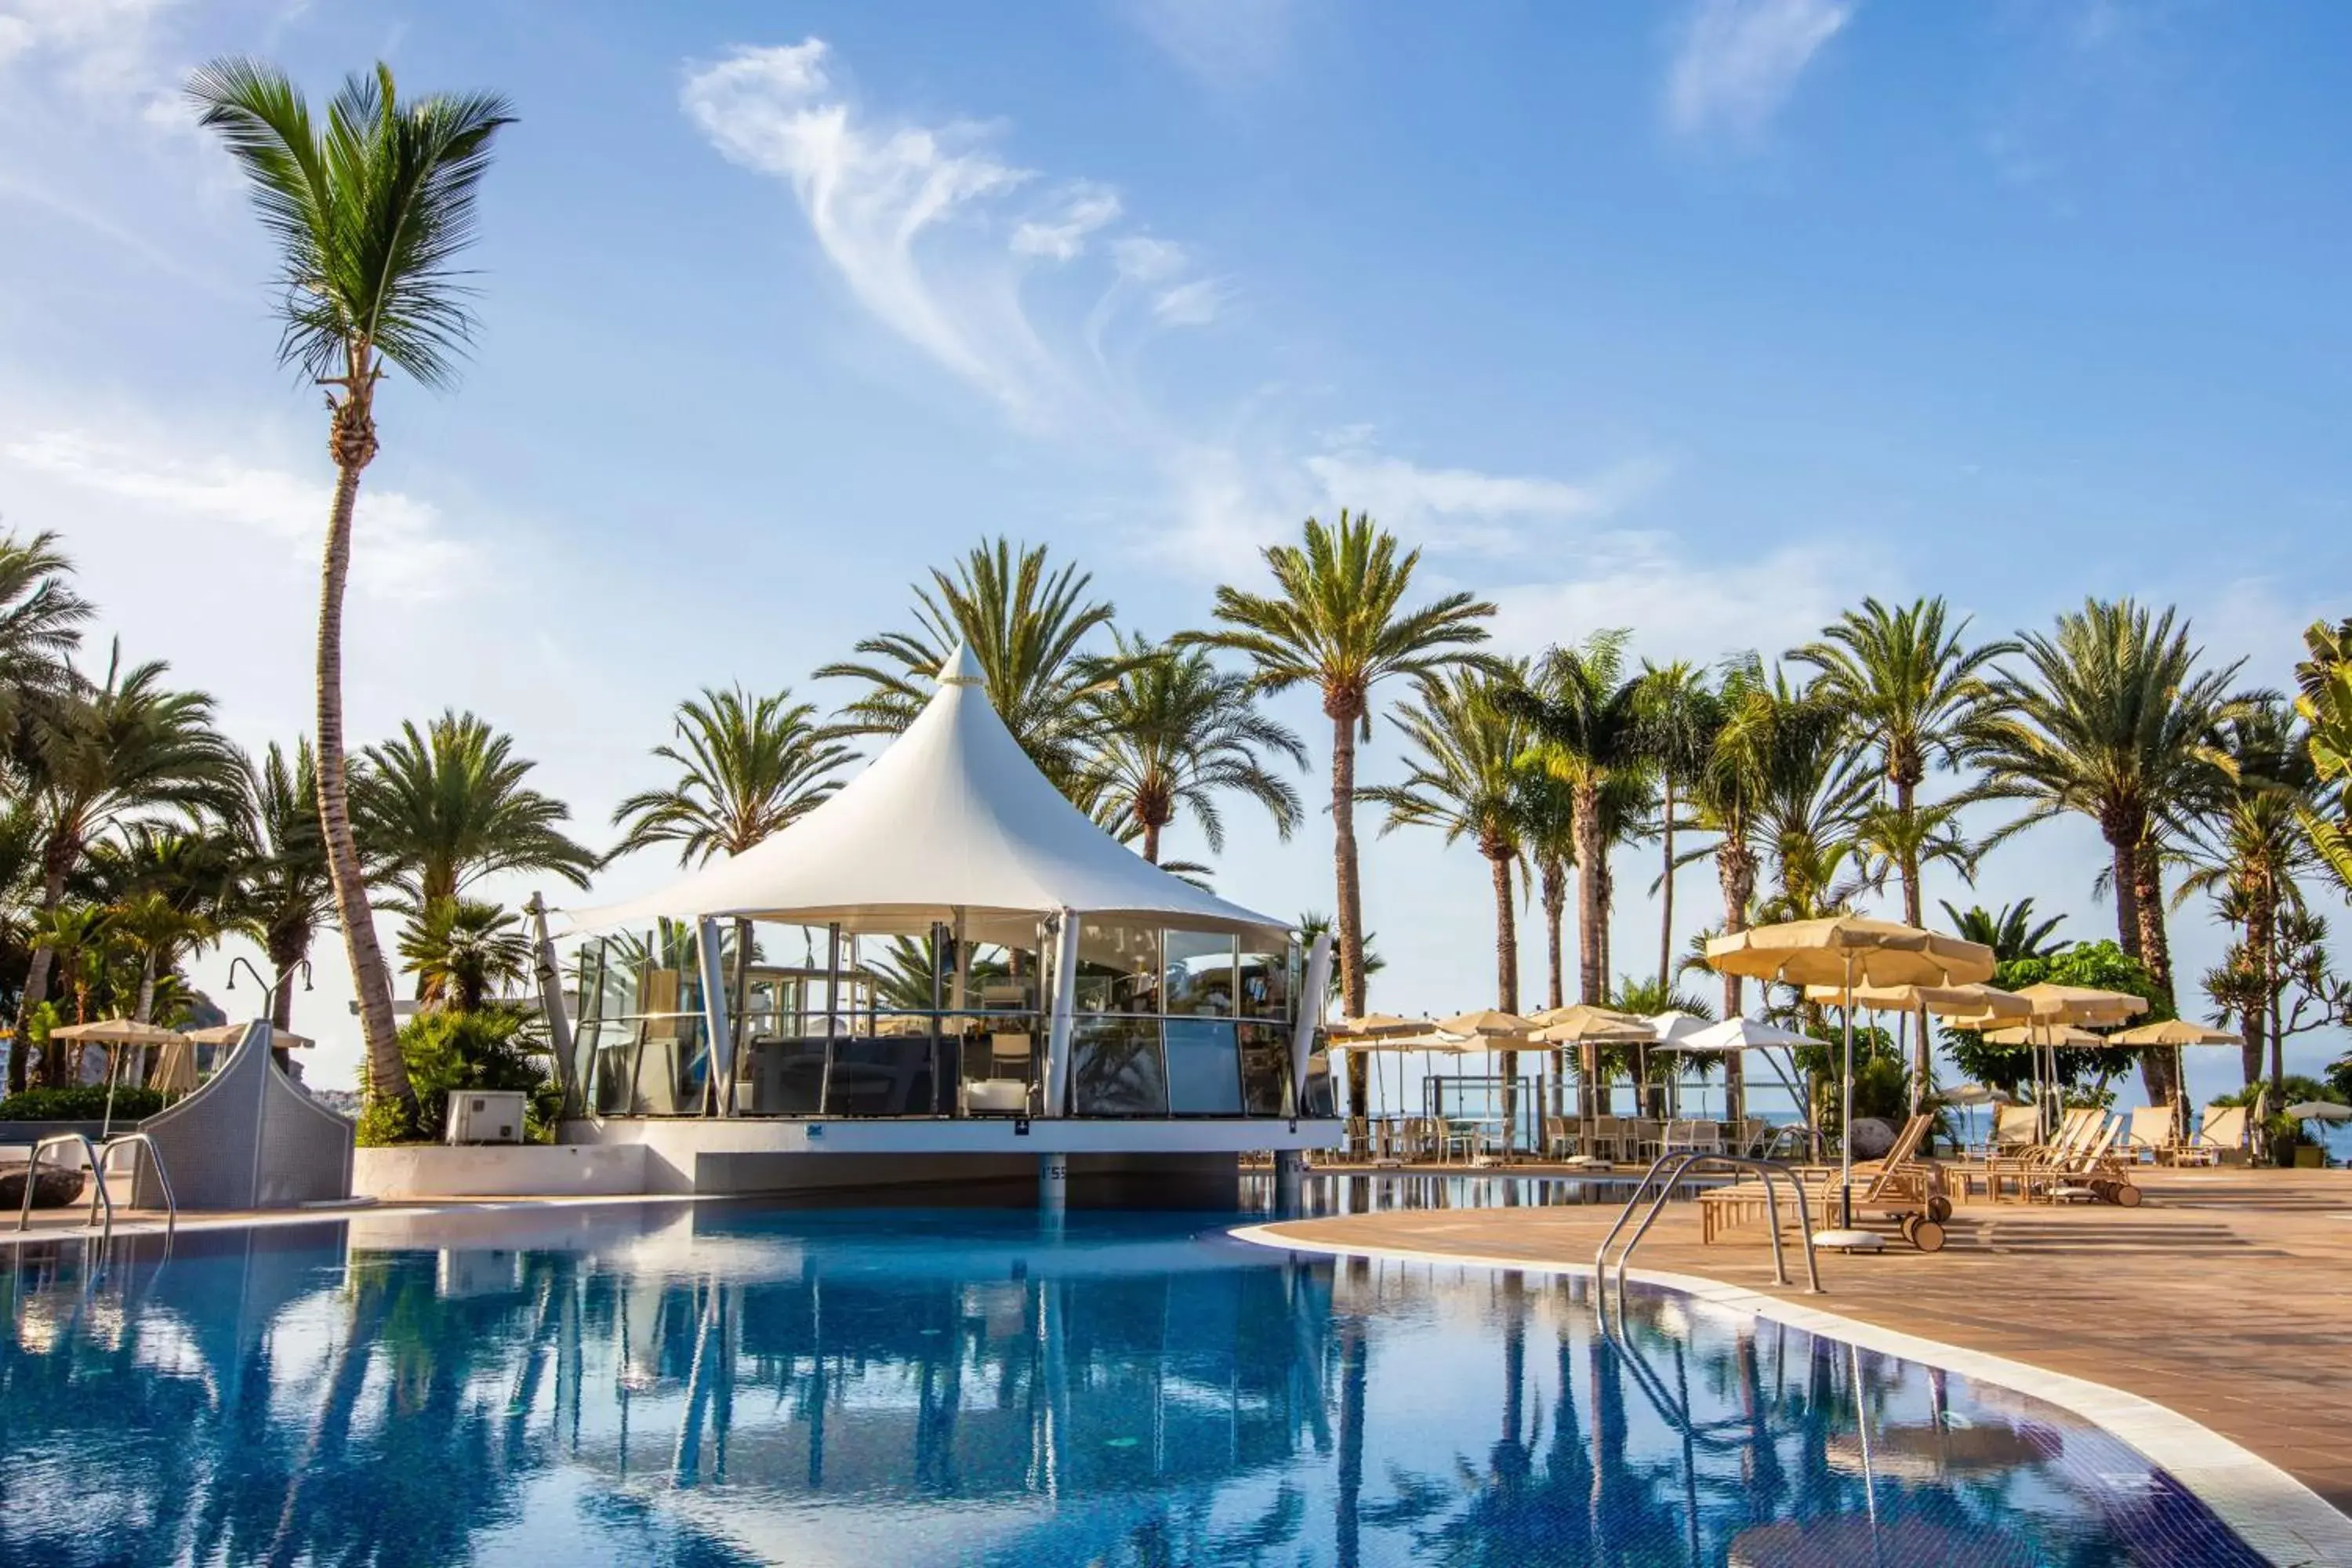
[2183,1104,2248,1167]
[1984,1106,2101,1202]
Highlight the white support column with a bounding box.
[1290,933,1333,1117]
[527,893,577,1111]
[1044,909,1082,1117]
[695,917,734,1119]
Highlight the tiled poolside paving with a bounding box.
[1260,1165,2352,1519]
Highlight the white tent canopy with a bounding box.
[560,643,1287,945]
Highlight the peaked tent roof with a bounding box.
[561,644,1287,941]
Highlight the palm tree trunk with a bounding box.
[1541,861,1566,1011]
[1718,842,1751,1123]
[1657,775,1675,989]
[1490,848,1519,1159]
[1330,708,1369,1120]
[135,949,158,1025]
[1140,817,1160,865]
[315,444,411,1112]
[15,840,74,1091]
[2243,895,2272,1088]
[2129,836,2179,1104]
[2107,830,2143,961]
[1573,780,1603,1004]
[1894,778,1933,1106]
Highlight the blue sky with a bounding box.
[0,0,2347,1102]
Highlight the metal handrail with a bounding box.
[94,1134,175,1240]
[1595,1151,1821,1295]
[16,1133,111,1243]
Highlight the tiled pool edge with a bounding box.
[1230,1222,2352,1568]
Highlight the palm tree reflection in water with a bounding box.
[0,1212,2266,1567]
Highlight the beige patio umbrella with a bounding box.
[1531,1004,1655,1139]
[185,1022,318,1048]
[48,1017,187,1137]
[1708,915,1994,1246]
[1329,1013,1432,1040]
[2010,982,2148,1026]
[2107,1018,2239,1138]
[1436,1010,1541,1157]
[1338,1029,1465,1120]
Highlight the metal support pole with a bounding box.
[819,923,841,1116]
[695,917,733,1120]
[1043,910,1081,1117]
[1290,933,1333,1117]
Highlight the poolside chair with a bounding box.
[1661,1118,1725,1157]
[1983,1106,2100,1201]
[2041,1115,2143,1206]
[2126,1104,2185,1164]
[2184,1104,2249,1167]
[1342,1116,1372,1163]
[1974,1103,2041,1160]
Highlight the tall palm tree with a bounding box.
[1074,633,1306,865]
[352,711,598,928]
[1186,510,1495,1116]
[1502,630,1644,1007]
[818,539,1118,787]
[189,57,515,1116]
[2180,699,2318,1088]
[1633,660,1719,990]
[1364,666,1531,1011]
[1973,600,2245,1102]
[1520,773,1577,1011]
[610,685,853,866]
[12,648,241,1089]
[237,741,335,1029]
[1791,598,2010,1096]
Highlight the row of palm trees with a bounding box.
[697,521,2342,1118]
[0,530,604,1092]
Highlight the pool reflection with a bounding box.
[0,1207,2263,1567]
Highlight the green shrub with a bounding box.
[355,1004,560,1146]
[0,1084,166,1123]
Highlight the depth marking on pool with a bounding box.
[1230,1221,2352,1568]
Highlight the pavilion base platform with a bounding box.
[546,1116,1343,1206]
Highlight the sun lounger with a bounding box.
[1984,1106,2100,1201]
[2040,1115,2142,1206]
[2183,1104,2248,1167]
[2125,1103,2193,1165]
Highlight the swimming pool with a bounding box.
[0,1203,2272,1566]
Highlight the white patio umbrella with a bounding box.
[46,1017,186,1136]
[2285,1101,2352,1123]
[1678,1016,1823,1156]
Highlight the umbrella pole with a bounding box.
[1840,954,1856,1229]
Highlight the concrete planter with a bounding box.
[353,1143,648,1200]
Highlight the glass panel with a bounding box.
[822,1031,943,1116]
[1163,930,1236,1016]
[1237,1023,1293,1117]
[1163,1019,1242,1115]
[1075,920,1163,1014]
[1239,940,1294,1022]
[1071,1016,1167,1116]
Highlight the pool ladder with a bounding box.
[14,1132,177,1249]
[1594,1151,1821,1297]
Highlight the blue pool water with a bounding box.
[0,1202,2265,1566]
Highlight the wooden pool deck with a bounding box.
[1258,1164,2352,1518]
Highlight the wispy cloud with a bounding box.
[681,38,1223,430]
[4,430,483,603]
[1665,0,1855,140]
[1303,445,1669,555]
[1122,0,1301,85]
